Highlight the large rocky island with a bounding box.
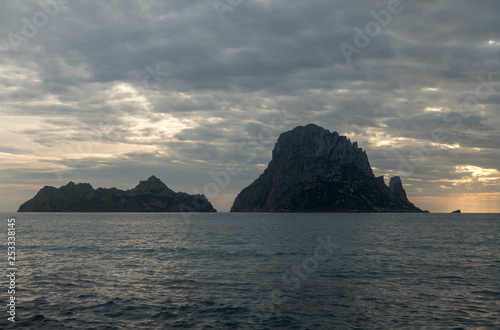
[231,124,427,212]
[18,176,216,212]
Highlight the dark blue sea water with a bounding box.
[1,213,499,329]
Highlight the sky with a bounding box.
[1,0,499,213]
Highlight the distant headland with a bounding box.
[231,124,428,213]
[18,176,216,212]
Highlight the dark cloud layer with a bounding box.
[1,0,499,212]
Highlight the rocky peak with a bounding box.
[132,175,174,196]
[40,186,58,193]
[231,124,425,213]
[389,176,410,204]
[272,124,373,176]
[59,182,95,199]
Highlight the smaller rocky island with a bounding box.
[18,176,216,212]
[451,209,461,213]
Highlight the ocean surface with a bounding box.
[1,212,499,329]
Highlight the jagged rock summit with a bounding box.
[18,176,216,212]
[231,124,426,212]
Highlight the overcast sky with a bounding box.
[1,0,499,212]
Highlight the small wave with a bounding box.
[13,314,67,330]
[471,289,500,297]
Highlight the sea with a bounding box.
[1,212,499,329]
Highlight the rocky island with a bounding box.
[231,124,427,212]
[18,176,216,212]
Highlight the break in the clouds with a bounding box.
[1,0,499,212]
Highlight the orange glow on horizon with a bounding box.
[412,194,500,213]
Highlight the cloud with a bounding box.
[0,146,27,155]
[0,0,499,212]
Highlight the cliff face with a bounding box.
[231,124,426,212]
[18,176,216,212]
[389,176,410,204]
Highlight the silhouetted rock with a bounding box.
[389,176,410,204]
[18,176,216,212]
[451,209,461,213]
[231,124,427,213]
